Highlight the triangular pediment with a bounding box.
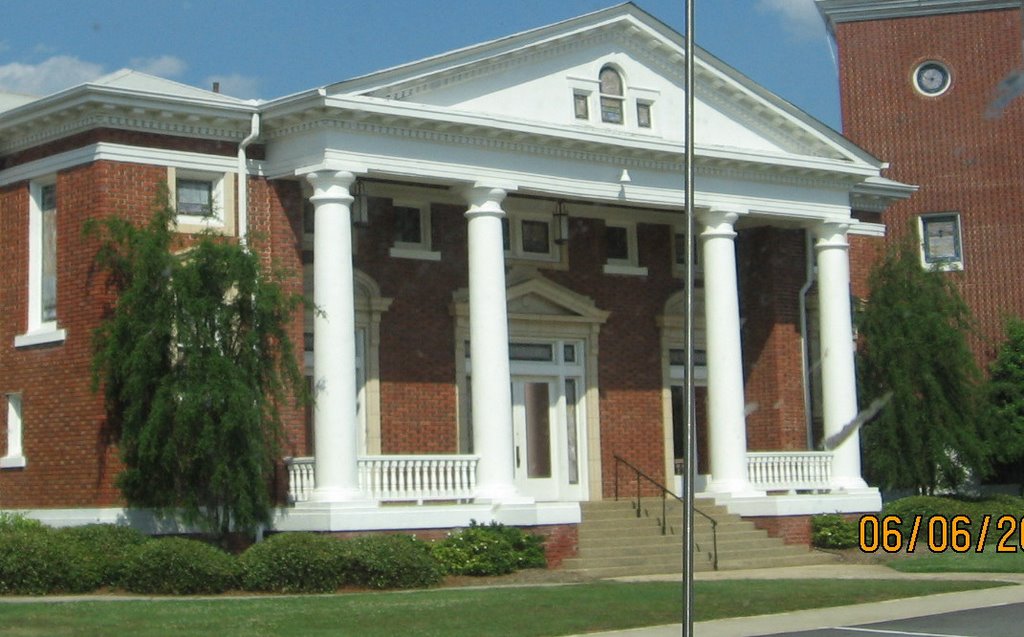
[452,269,609,324]
[325,4,869,164]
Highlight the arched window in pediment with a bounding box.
[599,66,624,124]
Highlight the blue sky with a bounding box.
[0,0,840,128]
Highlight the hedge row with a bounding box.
[810,495,1024,550]
[0,517,546,595]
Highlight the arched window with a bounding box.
[599,66,624,124]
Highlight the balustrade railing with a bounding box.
[746,451,832,492]
[284,455,479,504]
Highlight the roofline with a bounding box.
[817,0,1019,27]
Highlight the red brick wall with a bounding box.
[834,7,1024,364]
[747,514,815,546]
[739,228,810,451]
[0,160,168,508]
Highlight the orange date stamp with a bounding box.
[859,514,1024,553]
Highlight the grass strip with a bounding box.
[0,579,1008,637]
[889,549,1024,573]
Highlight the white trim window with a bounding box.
[603,222,647,276]
[502,212,561,263]
[168,167,235,235]
[388,199,440,261]
[919,213,963,271]
[1,394,25,469]
[573,91,590,120]
[15,179,66,348]
[636,101,653,128]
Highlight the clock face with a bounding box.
[915,62,950,95]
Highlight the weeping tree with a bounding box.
[856,233,988,494]
[88,187,305,538]
[982,316,1024,486]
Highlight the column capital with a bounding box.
[462,184,510,218]
[698,208,742,239]
[307,171,356,205]
[813,221,851,250]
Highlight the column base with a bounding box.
[309,486,375,506]
[473,483,534,505]
[702,478,765,499]
[829,476,870,491]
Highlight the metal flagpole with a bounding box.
[682,0,696,634]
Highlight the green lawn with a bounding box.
[889,548,1024,573]
[0,580,1007,637]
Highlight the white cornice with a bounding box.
[817,0,1018,26]
[0,142,264,187]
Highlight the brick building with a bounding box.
[0,5,903,541]
[819,0,1024,364]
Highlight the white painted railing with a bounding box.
[284,455,480,504]
[746,451,833,493]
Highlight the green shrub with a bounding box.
[882,495,1024,546]
[0,512,46,534]
[240,532,350,593]
[119,537,239,594]
[811,514,858,549]
[432,521,546,576]
[344,534,443,589]
[0,527,98,594]
[56,525,150,588]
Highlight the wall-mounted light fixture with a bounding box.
[351,179,369,227]
[554,200,570,245]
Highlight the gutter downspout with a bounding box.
[237,112,261,247]
[799,229,816,449]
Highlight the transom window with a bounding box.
[599,66,624,124]
[919,213,963,271]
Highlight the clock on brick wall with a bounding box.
[914,61,951,96]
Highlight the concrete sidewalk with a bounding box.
[570,564,1024,637]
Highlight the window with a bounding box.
[919,213,963,270]
[1,394,25,469]
[176,179,213,216]
[388,200,440,261]
[603,222,647,276]
[573,92,590,120]
[599,66,624,124]
[637,101,652,128]
[502,212,561,262]
[167,167,235,235]
[15,179,65,348]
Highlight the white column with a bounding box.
[699,209,756,497]
[307,170,364,503]
[814,222,868,490]
[463,185,521,502]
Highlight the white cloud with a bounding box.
[756,0,826,42]
[130,55,187,78]
[204,73,261,99]
[0,55,105,95]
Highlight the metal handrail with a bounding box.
[612,454,718,571]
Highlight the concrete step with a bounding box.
[562,497,837,576]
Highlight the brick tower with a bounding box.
[819,0,1024,361]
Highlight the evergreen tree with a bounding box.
[88,187,305,537]
[982,316,1024,485]
[857,233,988,494]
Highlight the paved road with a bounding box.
[772,601,1024,636]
